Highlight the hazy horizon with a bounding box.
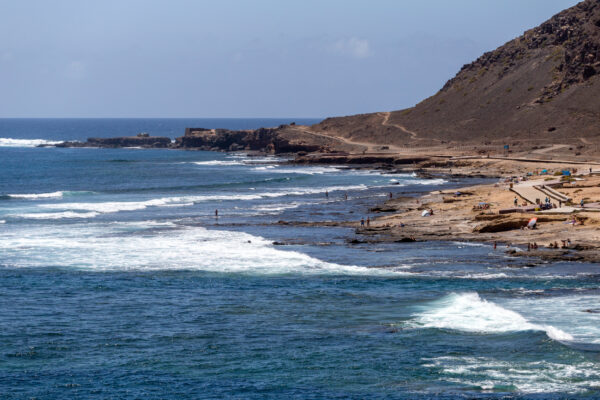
[0,0,580,118]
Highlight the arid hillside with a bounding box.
[311,0,600,154]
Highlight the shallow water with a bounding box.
[1,119,599,399]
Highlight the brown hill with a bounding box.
[311,0,600,155]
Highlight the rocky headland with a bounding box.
[55,135,172,149]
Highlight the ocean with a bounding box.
[1,119,599,399]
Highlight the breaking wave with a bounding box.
[13,185,369,218]
[252,166,343,175]
[14,211,100,219]
[0,222,399,276]
[4,190,95,200]
[0,138,62,147]
[412,292,573,341]
[192,160,245,166]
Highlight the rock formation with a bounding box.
[174,125,350,154]
[55,136,172,148]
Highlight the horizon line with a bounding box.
[0,116,325,120]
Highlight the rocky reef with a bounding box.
[174,125,328,154]
[49,124,336,155]
[55,136,172,148]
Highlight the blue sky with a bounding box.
[0,0,579,118]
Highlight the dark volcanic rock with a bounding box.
[175,126,324,154]
[56,136,172,148]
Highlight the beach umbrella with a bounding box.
[527,217,537,229]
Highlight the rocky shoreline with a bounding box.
[269,176,600,264]
[50,123,340,154]
[53,135,172,149]
[350,172,600,264]
[46,126,600,265]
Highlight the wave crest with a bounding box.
[413,292,573,341]
[4,191,96,200]
[0,138,62,147]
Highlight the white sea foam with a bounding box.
[5,190,95,200]
[412,292,573,341]
[31,185,368,217]
[0,138,62,147]
[0,222,400,276]
[39,197,195,213]
[501,295,600,344]
[14,211,100,219]
[192,160,245,166]
[8,191,65,199]
[252,203,301,213]
[189,155,285,167]
[422,356,600,394]
[413,178,447,185]
[253,166,343,175]
[0,220,5,224]
[450,241,489,248]
[239,156,285,164]
[388,269,510,280]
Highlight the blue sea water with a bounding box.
[1,119,600,399]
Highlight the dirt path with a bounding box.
[379,112,418,139]
[291,126,404,153]
[531,144,569,154]
[453,155,600,166]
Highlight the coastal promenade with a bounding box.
[510,179,568,205]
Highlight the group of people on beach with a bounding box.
[494,240,573,251]
[549,239,572,249]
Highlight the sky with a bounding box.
[0,0,580,118]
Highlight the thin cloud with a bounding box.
[333,37,371,59]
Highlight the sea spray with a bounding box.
[0,138,62,147]
[0,222,400,275]
[412,292,574,341]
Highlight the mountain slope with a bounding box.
[311,0,600,152]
